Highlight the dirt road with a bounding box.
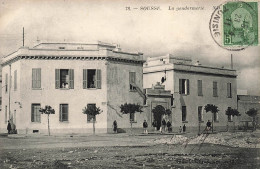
[0,132,259,168]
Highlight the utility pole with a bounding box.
[23,27,24,47]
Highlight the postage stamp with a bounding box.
[209,1,258,51]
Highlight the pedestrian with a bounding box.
[167,121,172,133]
[113,120,117,133]
[143,120,148,134]
[152,121,157,131]
[7,120,11,134]
[179,126,182,133]
[162,119,166,132]
[183,124,186,133]
[206,120,211,133]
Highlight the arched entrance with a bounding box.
[152,105,165,130]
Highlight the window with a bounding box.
[32,68,41,89]
[0,97,2,111]
[198,106,203,122]
[179,79,189,95]
[5,73,8,93]
[213,81,218,97]
[214,112,219,122]
[129,72,136,91]
[182,106,187,122]
[197,80,203,96]
[14,70,17,91]
[83,69,101,89]
[87,104,96,122]
[55,69,74,89]
[5,105,7,123]
[59,104,69,122]
[130,112,136,122]
[31,104,41,122]
[227,83,232,98]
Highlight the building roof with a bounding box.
[144,54,237,77]
[1,42,144,66]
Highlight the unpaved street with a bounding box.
[0,132,259,169]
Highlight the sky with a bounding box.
[0,0,259,95]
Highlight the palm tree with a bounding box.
[39,105,55,136]
[120,103,143,132]
[204,104,219,132]
[82,104,102,134]
[246,108,258,131]
[225,107,240,131]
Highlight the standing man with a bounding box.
[167,121,172,133]
[183,124,186,133]
[143,120,148,134]
[7,121,12,134]
[162,119,166,132]
[152,121,157,131]
[113,120,118,133]
[206,120,212,133]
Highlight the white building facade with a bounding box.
[0,42,145,134]
[143,54,238,132]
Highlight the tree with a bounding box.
[82,104,102,134]
[39,105,55,136]
[246,108,258,131]
[225,107,241,131]
[204,104,219,132]
[120,103,143,131]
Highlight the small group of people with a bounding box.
[152,119,172,133]
[179,124,186,133]
[112,119,212,134]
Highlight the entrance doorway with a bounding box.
[151,102,168,130]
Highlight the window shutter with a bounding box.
[187,79,190,95]
[129,72,136,84]
[227,83,231,98]
[63,104,68,121]
[216,82,218,96]
[213,82,218,97]
[69,69,74,89]
[59,104,62,121]
[32,69,36,88]
[198,80,202,96]
[179,79,182,94]
[55,69,60,89]
[31,104,34,122]
[83,69,87,89]
[96,69,101,89]
[36,105,41,122]
[38,69,41,88]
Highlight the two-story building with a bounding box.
[143,54,237,133]
[0,42,146,134]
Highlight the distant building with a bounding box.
[0,42,145,134]
[143,54,238,132]
[237,95,260,128]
